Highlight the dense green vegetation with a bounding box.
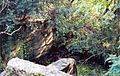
[0,0,120,76]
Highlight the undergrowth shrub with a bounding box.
[0,0,120,72]
[0,0,45,69]
[50,0,119,56]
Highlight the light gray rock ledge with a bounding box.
[0,58,74,76]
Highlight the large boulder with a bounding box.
[0,58,77,76]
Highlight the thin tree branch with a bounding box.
[80,51,105,66]
[0,0,17,14]
[0,24,22,36]
[0,0,8,14]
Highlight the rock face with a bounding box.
[47,58,77,76]
[0,58,77,76]
[10,21,54,61]
[27,26,54,60]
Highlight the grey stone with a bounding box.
[0,57,74,76]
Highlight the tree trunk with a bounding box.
[0,26,7,69]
